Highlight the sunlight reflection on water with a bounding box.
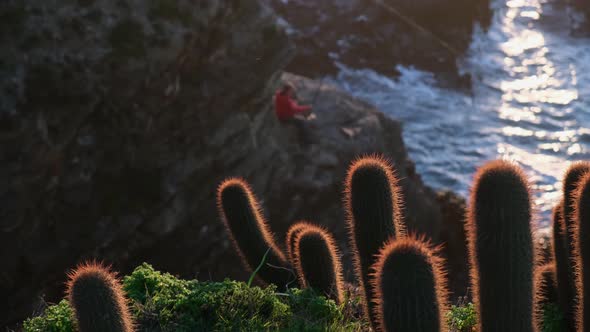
[495,0,579,218]
[331,0,590,227]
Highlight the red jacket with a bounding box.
[274,91,311,121]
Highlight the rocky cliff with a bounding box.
[1,0,466,326]
[264,0,492,86]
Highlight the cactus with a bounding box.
[467,160,534,332]
[66,261,133,332]
[217,178,293,288]
[534,263,560,330]
[560,162,590,330]
[286,221,313,265]
[291,223,344,303]
[574,172,590,331]
[563,162,590,229]
[553,202,576,332]
[344,156,406,329]
[370,236,449,332]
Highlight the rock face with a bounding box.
[264,0,492,86]
[0,0,466,326]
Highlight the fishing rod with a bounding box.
[370,0,462,57]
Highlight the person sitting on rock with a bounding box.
[274,83,312,121]
[274,83,314,146]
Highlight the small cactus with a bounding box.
[66,261,133,332]
[467,160,534,332]
[574,172,590,331]
[291,223,344,303]
[533,263,560,330]
[217,178,293,288]
[286,221,312,265]
[561,162,590,330]
[370,236,449,332]
[553,202,576,332]
[344,156,406,329]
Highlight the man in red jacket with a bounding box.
[274,83,314,145]
[274,83,312,121]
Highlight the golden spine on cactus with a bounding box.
[573,172,590,331]
[291,222,344,303]
[553,202,575,332]
[286,221,313,265]
[370,235,449,332]
[66,261,134,332]
[560,162,590,330]
[467,160,535,332]
[344,155,406,330]
[217,178,293,288]
[533,263,560,330]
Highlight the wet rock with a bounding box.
[264,0,492,87]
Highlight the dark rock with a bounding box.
[264,0,492,86]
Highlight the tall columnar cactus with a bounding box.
[561,162,590,330]
[66,261,133,332]
[467,160,534,332]
[574,172,590,331]
[344,156,406,329]
[217,178,293,288]
[553,202,576,332]
[371,236,449,332]
[533,263,560,330]
[286,221,312,265]
[291,223,344,303]
[563,162,590,229]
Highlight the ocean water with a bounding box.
[331,0,590,227]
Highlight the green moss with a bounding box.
[148,0,193,25]
[23,300,75,332]
[108,19,146,59]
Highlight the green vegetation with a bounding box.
[24,300,75,332]
[446,303,477,332]
[25,264,363,332]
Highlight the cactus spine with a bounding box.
[217,178,293,288]
[560,162,590,330]
[66,261,133,332]
[574,172,590,331]
[371,236,449,332]
[467,160,534,332]
[553,202,576,331]
[286,221,312,265]
[534,263,560,330]
[345,156,406,329]
[291,223,344,303]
